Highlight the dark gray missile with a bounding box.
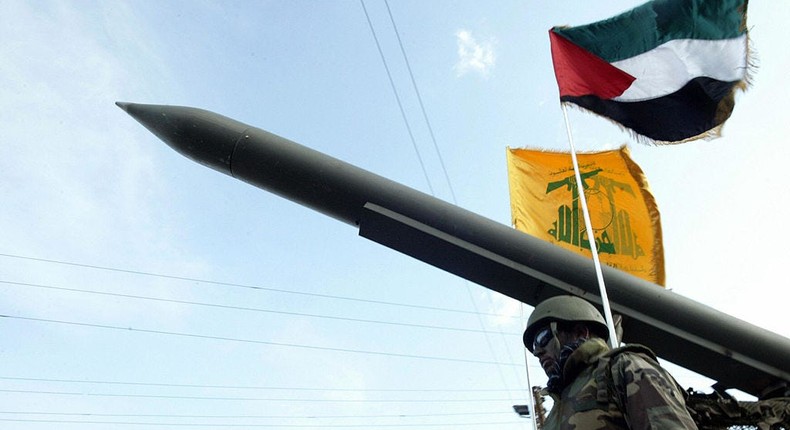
[117,102,790,399]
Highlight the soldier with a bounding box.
[523,295,698,429]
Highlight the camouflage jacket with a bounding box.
[542,338,698,430]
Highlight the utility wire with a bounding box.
[0,314,520,367]
[359,0,434,195]
[0,280,519,335]
[0,418,520,427]
[0,376,515,392]
[0,388,514,402]
[0,410,511,419]
[381,1,524,409]
[383,0,456,203]
[0,253,518,319]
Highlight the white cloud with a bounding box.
[454,29,496,78]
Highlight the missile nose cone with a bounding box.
[117,102,251,176]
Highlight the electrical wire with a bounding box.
[380,1,525,410]
[0,418,520,427]
[359,0,434,195]
[0,253,518,319]
[382,0,456,204]
[0,376,515,392]
[0,388,514,402]
[0,410,510,418]
[0,280,520,336]
[0,314,520,367]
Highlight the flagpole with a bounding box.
[521,304,539,430]
[560,103,619,349]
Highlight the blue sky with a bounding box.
[1,1,788,428]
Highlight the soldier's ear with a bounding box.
[571,323,591,339]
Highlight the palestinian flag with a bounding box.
[550,0,750,143]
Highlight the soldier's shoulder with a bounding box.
[604,343,658,363]
[602,344,667,386]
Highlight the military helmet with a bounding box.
[523,295,608,352]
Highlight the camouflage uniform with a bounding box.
[542,338,698,430]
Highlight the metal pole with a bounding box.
[560,103,619,349]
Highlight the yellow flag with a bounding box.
[506,145,664,286]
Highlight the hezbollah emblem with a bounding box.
[506,146,664,286]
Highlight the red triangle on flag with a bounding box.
[549,29,635,99]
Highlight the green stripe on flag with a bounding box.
[554,0,747,63]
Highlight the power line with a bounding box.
[0,376,515,392]
[382,0,456,204]
[0,280,520,336]
[0,418,520,427]
[359,0,434,195]
[0,410,512,419]
[0,314,520,367]
[0,253,518,319]
[379,2,524,409]
[0,388,514,402]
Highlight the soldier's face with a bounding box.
[533,325,563,375]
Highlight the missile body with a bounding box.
[118,102,790,399]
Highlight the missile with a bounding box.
[117,102,790,399]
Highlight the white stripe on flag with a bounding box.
[613,34,747,102]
